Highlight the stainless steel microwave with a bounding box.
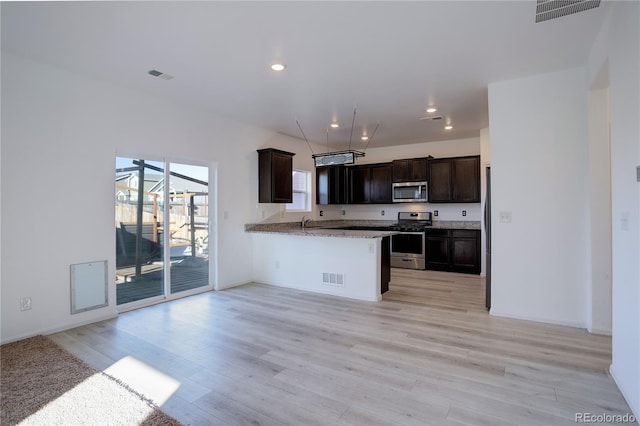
[392,181,428,203]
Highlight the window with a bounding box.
[286,169,311,212]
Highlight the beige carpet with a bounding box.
[0,335,183,426]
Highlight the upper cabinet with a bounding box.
[428,155,480,203]
[392,158,428,182]
[316,165,347,205]
[314,155,480,205]
[348,163,393,204]
[257,148,295,203]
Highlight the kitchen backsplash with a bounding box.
[254,202,481,224]
[336,203,481,222]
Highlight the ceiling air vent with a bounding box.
[535,0,601,23]
[147,69,174,80]
[419,115,443,121]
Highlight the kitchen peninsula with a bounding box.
[246,221,395,302]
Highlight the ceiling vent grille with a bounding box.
[535,0,600,23]
[147,69,174,80]
[419,115,443,121]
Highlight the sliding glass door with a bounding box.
[168,162,210,294]
[115,157,211,306]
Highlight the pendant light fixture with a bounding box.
[297,107,379,166]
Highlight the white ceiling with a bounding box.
[1,1,609,150]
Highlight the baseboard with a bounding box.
[254,279,380,302]
[609,364,640,420]
[0,312,118,345]
[489,309,586,330]
[216,280,252,291]
[587,326,612,336]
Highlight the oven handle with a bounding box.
[392,231,426,235]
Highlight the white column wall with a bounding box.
[487,67,589,328]
[588,1,640,418]
[586,86,612,335]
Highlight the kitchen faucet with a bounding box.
[301,215,312,229]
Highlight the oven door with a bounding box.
[390,232,426,269]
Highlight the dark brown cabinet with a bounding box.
[370,164,393,203]
[316,165,347,205]
[428,160,452,202]
[451,230,481,274]
[257,148,295,203]
[428,156,480,203]
[425,229,450,270]
[426,229,480,274]
[392,158,428,182]
[348,163,393,204]
[348,165,369,204]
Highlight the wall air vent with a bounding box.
[535,0,600,23]
[322,272,345,287]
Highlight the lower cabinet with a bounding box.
[426,229,480,274]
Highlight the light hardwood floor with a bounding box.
[50,269,636,426]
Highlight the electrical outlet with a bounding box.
[381,210,385,216]
[462,210,466,217]
[499,211,512,223]
[433,210,439,216]
[20,297,32,311]
[319,210,324,217]
[341,210,346,216]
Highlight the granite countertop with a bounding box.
[245,219,481,236]
[271,228,397,239]
[245,221,397,239]
[430,220,481,230]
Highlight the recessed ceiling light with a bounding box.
[426,107,437,113]
[444,125,453,130]
[270,62,286,71]
[361,136,369,141]
[330,123,339,128]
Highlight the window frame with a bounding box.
[285,169,312,213]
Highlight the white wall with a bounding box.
[0,52,312,343]
[252,233,381,302]
[488,67,589,328]
[588,1,640,417]
[586,85,612,335]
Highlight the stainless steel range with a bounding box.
[390,212,432,270]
